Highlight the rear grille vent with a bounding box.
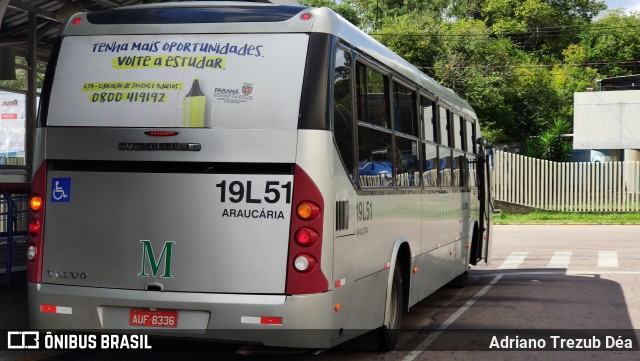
[335,200,349,231]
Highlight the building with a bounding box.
[573,75,640,163]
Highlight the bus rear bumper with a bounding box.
[27,283,335,348]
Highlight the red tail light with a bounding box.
[294,227,318,246]
[28,161,47,283]
[144,131,179,137]
[28,219,41,236]
[285,166,328,294]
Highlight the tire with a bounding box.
[448,270,469,288]
[378,264,403,351]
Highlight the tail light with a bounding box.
[28,161,47,283]
[293,254,317,272]
[294,227,318,246]
[296,202,320,220]
[28,219,41,236]
[285,166,328,294]
[30,195,43,212]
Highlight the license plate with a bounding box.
[129,308,178,328]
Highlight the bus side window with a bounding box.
[459,115,467,152]
[356,62,389,128]
[466,120,474,154]
[453,152,465,188]
[439,106,450,147]
[452,114,464,188]
[395,137,419,187]
[453,114,462,150]
[421,96,436,143]
[356,62,392,188]
[333,48,355,182]
[467,120,477,187]
[393,82,419,187]
[438,106,452,187]
[393,82,417,136]
[422,142,438,187]
[358,127,392,188]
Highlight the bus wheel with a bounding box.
[379,264,403,350]
[448,270,469,288]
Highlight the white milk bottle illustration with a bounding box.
[183,78,206,127]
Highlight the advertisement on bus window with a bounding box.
[47,34,308,129]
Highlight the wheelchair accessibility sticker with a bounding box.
[51,178,71,203]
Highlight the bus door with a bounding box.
[475,139,493,264]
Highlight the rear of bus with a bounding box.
[27,3,337,348]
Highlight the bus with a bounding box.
[27,0,492,350]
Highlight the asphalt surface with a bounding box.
[1,225,639,360]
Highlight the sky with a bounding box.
[605,0,640,12]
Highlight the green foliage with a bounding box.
[0,57,45,90]
[494,210,640,224]
[378,17,529,144]
[447,0,484,19]
[481,0,606,56]
[522,118,573,161]
[347,0,452,29]
[552,45,600,118]
[575,10,640,76]
[374,13,445,68]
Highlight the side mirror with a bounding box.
[475,137,494,149]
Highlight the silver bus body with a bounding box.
[27,1,492,349]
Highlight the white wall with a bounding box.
[574,90,640,150]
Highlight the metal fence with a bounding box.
[0,192,29,284]
[493,150,640,212]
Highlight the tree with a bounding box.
[0,57,45,90]
[481,0,606,57]
[346,0,455,30]
[522,118,573,161]
[427,19,529,143]
[574,10,640,77]
[374,13,446,69]
[504,65,563,141]
[552,44,599,119]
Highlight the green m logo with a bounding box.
[139,240,175,278]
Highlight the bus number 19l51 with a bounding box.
[215,180,292,204]
[357,201,373,222]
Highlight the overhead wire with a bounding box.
[419,60,640,70]
[368,23,640,38]
[368,23,640,75]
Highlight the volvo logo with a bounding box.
[118,142,201,151]
[46,270,88,280]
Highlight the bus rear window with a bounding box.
[46,33,308,129]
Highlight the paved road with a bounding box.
[2,225,639,360]
[385,224,640,361]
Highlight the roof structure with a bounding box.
[597,74,640,92]
[1,0,151,61]
[0,0,281,61]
